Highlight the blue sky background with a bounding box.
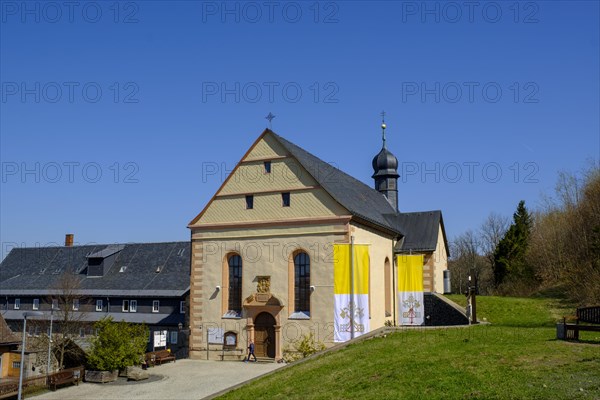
[1,1,598,259]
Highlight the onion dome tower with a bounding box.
[371,112,399,211]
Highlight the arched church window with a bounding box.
[294,252,310,315]
[228,254,242,313]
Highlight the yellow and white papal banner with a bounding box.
[334,244,370,342]
[397,254,425,325]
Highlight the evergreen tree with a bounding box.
[493,200,533,287]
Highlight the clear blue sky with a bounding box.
[1,1,599,259]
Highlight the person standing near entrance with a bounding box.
[246,340,257,362]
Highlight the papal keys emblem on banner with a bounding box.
[337,301,366,334]
[397,254,425,326]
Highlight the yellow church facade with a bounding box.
[188,128,452,360]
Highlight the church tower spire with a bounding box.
[372,112,399,211]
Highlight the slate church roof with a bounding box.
[273,132,399,234]
[386,211,449,254]
[269,130,448,255]
[0,242,190,297]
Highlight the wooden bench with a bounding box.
[48,367,82,391]
[145,349,176,366]
[559,306,600,340]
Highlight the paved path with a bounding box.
[33,359,284,400]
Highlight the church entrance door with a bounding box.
[254,312,276,358]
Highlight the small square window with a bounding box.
[14,298,20,310]
[152,300,160,313]
[264,161,271,173]
[96,300,103,312]
[122,300,130,312]
[180,301,185,314]
[33,299,39,310]
[245,195,254,210]
[130,300,137,313]
[12,361,20,369]
[282,192,290,207]
[73,299,79,311]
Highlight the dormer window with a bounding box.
[264,161,271,173]
[245,195,254,209]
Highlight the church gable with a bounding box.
[218,158,319,196]
[189,130,349,227]
[196,188,348,224]
[243,132,287,161]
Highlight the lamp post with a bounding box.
[18,311,43,400]
[46,309,54,377]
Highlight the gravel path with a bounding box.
[32,359,284,400]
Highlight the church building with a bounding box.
[188,123,461,361]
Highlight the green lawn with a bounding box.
[219,296,600,399]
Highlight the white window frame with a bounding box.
[169,331,178,344]
[122,300,130,312]
[32,299,39,310]
[96,299,103,312]
[52,299,58,310]
[14,298,20,310]
[152,300,160,313]
[130,300,137,313]
[72,299,79,311]
[180,301,185,314]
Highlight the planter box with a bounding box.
[85,370,119,383]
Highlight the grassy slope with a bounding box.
[219,296,600,400]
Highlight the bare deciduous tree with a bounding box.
[528,165,600,305]
[479,212,509,268]
[47,272,90,369]
[449,230,491,294]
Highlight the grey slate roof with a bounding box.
[271,131,400,234]
[270,130,448,255]
[0,242,190,296]
[87,245,125,259]
[386,211,449,255]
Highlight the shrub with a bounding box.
[282,333,326,363]
[86,317,149,371]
